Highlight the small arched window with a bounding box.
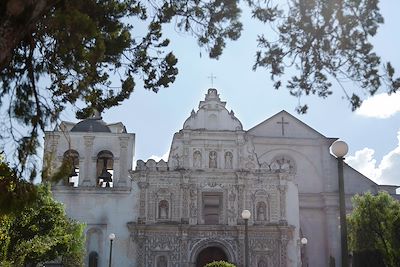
[89,251,98,267]
[63,150,79,186]
[158,200,169,219]
[96,150,114,187]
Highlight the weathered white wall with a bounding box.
[53,187,139,267]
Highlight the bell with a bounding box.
[98,158,112,187]
[68,164,78,187]
[69,167,78,177]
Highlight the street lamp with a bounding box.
[331,140,349,267]
[108,233,116,267]
[241,209,251,267]
[301,237,308,267]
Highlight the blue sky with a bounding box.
[59,1,400,186]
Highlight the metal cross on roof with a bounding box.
[207,73,216,87]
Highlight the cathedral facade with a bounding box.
[45,89,398,267]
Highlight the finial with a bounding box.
[207,73,217,87]
[92,109,102,119]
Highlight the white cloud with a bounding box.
[148,151,169,162]
[356,92,400,118]
[346,148,381,181]
[346,130,400,186]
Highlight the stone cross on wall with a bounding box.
[277,116,289,136]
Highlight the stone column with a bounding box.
[237,185,245,222]
[180,228,189,267]
[81,136,95,186]
[280,234,289,267]
[181,184,190,223]
[278,184,288,223]
[136,232,146,267]
[324,206,340,267]
[117,136,130,187]
[228,186,237,225]
[239,224,245,267]
[189,185,198,225]
[138,182,149,223]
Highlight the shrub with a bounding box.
[204,260,236,267]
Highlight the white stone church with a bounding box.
[44,88,398,267]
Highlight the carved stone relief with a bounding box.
[239,135,259,169]
[131,150,293,266]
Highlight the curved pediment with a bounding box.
[183,88,243,131]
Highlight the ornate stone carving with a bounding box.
[138,182,149,189]
[239,135,259,170]
[83,136,95,147]
[181,184,190,219]
[129,133,295,266]
[146,159,157,171]
[270,156,296,174]
[156,160,168,171]
[136,160,147,171]
[189,186,198,219]
[279,185,287,221]
[119,136,130,148]
[280,235,289,267]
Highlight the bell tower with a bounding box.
[44,112,135,188]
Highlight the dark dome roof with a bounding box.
[71,118,111,133]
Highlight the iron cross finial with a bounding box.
[207,73,217,87]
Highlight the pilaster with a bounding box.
[81,136,95,186]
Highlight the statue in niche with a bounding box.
[158,200,169,219]
[257,202,267,221]
[209,151,217,168]
[258,259,267,267]
[270,161,280,172]
[190,201,197,217]
[225,151,233,169]
[193,151,202,168]
[157,255,167,267]
[281,160,291,172]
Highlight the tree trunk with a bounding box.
[0,0,53,71]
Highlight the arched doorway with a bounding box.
[196,246,228,267]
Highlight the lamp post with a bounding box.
[331,140,349,267]
[108,233,115,267]
[301,237,308,267]
[241,209,251,267]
